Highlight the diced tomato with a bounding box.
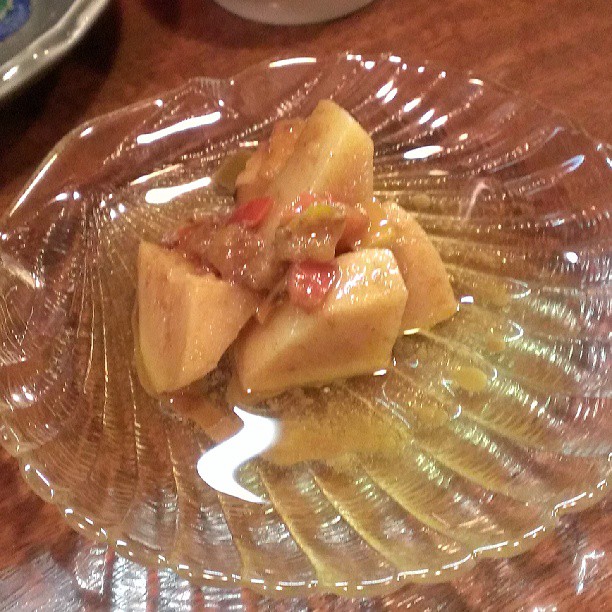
[229,196,274,228]
[287,260,338,312]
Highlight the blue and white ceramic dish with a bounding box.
[0,0,109,101]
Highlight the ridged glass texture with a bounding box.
[0,53,609,597]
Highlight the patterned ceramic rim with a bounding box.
[0,0,110,101]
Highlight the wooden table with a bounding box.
[0,0,610,608]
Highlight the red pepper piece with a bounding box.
[229,196,274,228]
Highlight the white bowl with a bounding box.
[212,0,375,25]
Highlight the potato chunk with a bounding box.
[362,201,457,331]
[261,100,374,237]
[235,118,305,204]
[138,242,259,393]
[234,249,407,396]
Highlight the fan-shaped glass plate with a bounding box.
[0,53,610,598]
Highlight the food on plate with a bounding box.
[256,99,374,239]
[361,200,457,331]
[138,242,259,393]
[235,118,305,203]
[234,249,408,396]
[136,99,456,399]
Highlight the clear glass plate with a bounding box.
[0,52,609,598]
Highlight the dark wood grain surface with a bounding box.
[0,0,610,608]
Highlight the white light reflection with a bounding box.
[2,66,18,82]
[418,109,435,125]
[1,252,41,289]
[523,525,545,539]
[376,80,395,99]
[136,112,222,145]
[145,176,212,205]
[507,322,524,341]
[403,97,421,112]
[441,553,473,570]
[556,491,587,511]
[384,88,398,104]
[335,269,366,298]
[431,114,448,128]
[80,126,93,138]
[197,407,278,503]
[561,154,585,173]
[268,57,317,68]
[35,468,51,488]
[398,568,429,577]
[474,540,508,554]
[12,153,58,214]
[130,164,181,186]
[403,145,443,160]
[576,550,604,594]
[462,177,494,219]
[564,251,579,264]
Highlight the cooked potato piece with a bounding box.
[362,201,457,331]
[234,249,407,396]
[138,242,259,393]
[235,118,305,204]
[261,100,374,237]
